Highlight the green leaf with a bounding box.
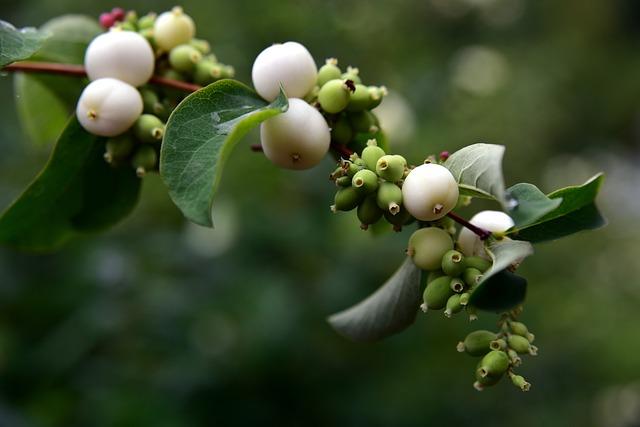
[506,183,562,228]
[0,20,50,67]
[327,257,422,342]
[469,270,527,312]
[508,173,606,243]
[469,238,534,310]
[13,15,100,146]
[444,143,506,203]
[161,79,288,227]
[0,118,141,252]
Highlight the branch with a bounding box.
[447,211,492,240]
[2,61,202,93]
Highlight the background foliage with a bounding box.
[1,0,639,426]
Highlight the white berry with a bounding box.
[457,210,515,258]
[260,98,330,170]
[84,29,155,87]
[252,41,317,101]
[76,78,143,137]
[402,163,459,221]
[153,6,196,52]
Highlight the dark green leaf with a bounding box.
[327,257,422,342]
[469,238,533,310]
[506,183,562,228]
[469,270,527,312]
[508,173,606,243]
[0,20,50,67]
[161,79,288,227]
[14,15,100,146]
[0,118,141,252]
[444,143,506,204]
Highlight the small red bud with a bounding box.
[111,7,126,21]
[439,151,450,161]
[99,12,116,29]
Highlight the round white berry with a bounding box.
[84,29,155,87]
[402,163,459,221]
[252,41,317,101]
[153,6,196,52]
[457,210,515,258]
[76,78,143,137]
[260,98,330,170]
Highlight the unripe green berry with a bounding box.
[465,256,492,273]
[444,293,463,317]
[508,321,529,337]
[509,372,531,392]
[193,60,224,86]
[456,330,497,356]
[490,338,507,351]
[137,13,157,30]
[442,250,466,277]
[477,350,510,379]
[349,110,377,133]
[407,227,454,271]
[344,159,364,177]
[117,21,136,32]
[352,169,379,194]
[383,205,413,231]
[459,292,470,306]
[474,360,503,391]
[335,176,351,187]
[361,140,385,170]
[507,334,531,354]
[104,134,134,164]
[138,28,156,49]
[160,68,187,81]
[421,275,454,311]
[332,186,363,212]
[507,348,522,366]
[169,44,202,73]
[317,58,342,87]
[357,194,383,229]
[376,182,403,215]
[347,84,372,112]
[189,38,211,54]
[449,277,465,293]
[341,66,361,84]
[318,79,352,114]
[367,86,387,109]
[140,87,162,115]
[133,114,164,143]
[427,270,445,283]
[331,115,353,145]
[132,145,158,177]
[376,155,406,182]
[463,267,483,288]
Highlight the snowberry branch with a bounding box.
[3,61,202,93]
[447,211,492,240]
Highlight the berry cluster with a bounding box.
[76,6,234,176]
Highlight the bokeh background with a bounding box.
[1,0,640,426]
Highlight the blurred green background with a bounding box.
[1,0,640,426]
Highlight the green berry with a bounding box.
[449,277,465,293]
[193,60,224,86]
[332,186,363,212]
[459,292,470,306]
[383,205,413,231]
[376,182,403,215]
[442,250,466,277]
[160,68,186,82]
[169,44,202,73]
[465,256,492,272]
[474,360,503,391]
[137,13,157,30]
[367,86,387,109]
[407,227,454,271]
[335,176,351,187]
[477,350,510,378]
[331,115,353,145]
[117,21,137,32]
[507,334,531,354]
[444,293,463,317]
[341,66,361,84]
[352,169,379,194]
[349,110,377,133]
[361,139,385,170]
[357,194,383,229]
[427,270,445,283]
[463,267,483,288]
[490,338,507,351]
[509,372,531,392]
[421,275,454,311]
[318,79,352,114]
[138,28,156,48]
[508,321,529,337]
[347,84,372,112]
[140,87,162,115]
[189,38,211,54]
[132,145,158,177]
[376,155,406,182]
[456,330,498,356]
[317,58,342,87]
[104,134,134,164]
[133,114,165,143]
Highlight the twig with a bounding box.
[447,211,492,240]
[2,61,202,93]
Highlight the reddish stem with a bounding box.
[447,211,492,240]
[250,144,263,152]
[330,142,354,159]
[3,61,202,93]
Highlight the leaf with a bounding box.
[327,257,422,342]
[468,270,528,312]
[161,79,288,227]
[506,183,562,228]
[508,173,606,243]
[444,143,506,204]
[0,20,50,67]
[0,118,141,252]
[469,238,534,310]
[14,15,100,146]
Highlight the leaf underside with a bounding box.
[328,257,423,343]
[0,19,50,67]
[160,79,288,227]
